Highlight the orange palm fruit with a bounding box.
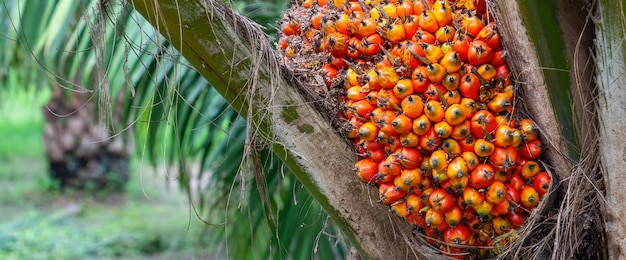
[442,73,461,91]
[424,100,445,123]
[432,0,453,26]
[418,10,439,33]
[474,138,495,157]
[462,151,479,171]
[444,206,463,227]
[492,216,511,236]
[411,66,430,92]
[390,201,410,218]
[447,156,468,179]
[379,182,407,205]
[401,95,424,119]
[406,193,425,213]
[412,114,432,135]
[451,120,471,140]
[430,149,449,171]
[400,132,420,147]
[441,138,462,157]
[426,63,446,83]
[520,185,540,209]
[463,187,484,208]
[435,25,456,43]
[444,104,467,126]
[520,118,539,141]
[518,160,540,180]
[391,114,413,134]
[449,175,469,193]
[476,63,497,82]
[358,121,379,141]
[433,121,453,139]
[393,79,414,99]
[395,168,423,191]
[485,180,506,204]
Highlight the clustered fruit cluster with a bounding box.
[278,0,551,258]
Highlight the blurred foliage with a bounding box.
[1,0,348,259]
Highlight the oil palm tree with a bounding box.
[3,0,624,258]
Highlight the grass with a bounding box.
[0,88,216,259]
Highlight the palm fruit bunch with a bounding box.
[278,0,552,258]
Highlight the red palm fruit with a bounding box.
[470,110,498,139]
[447,156,468,179]
[393,79,414,100]
[379,182,407,205]
[401,41,424,69]
[505,183,521,205]
[346,116,364,139]
[462,151,479,171]
[359,33,384,55]
[411,66,430,92]
[364,148,386,162]
[413,0,427,15]
[423,82,446,101]
[520,138,543,160]
[486,180,506,204]
[375,171,395,184]
[351,99,375,119]
[491,48,506,67]
[520,118,540,141]
[507,211,527,228]
[463,187,484,208]
[459,136,476,153]
[434,121,453,139]
[461,13,484,37]
[391,114,413,135]
[476,22,501,49]
[419,127,443,153]
[407,212,428,229]
[404,14,419,39]
[459,73,480,100]
[451,120,471,140]
[412,114,432,135]
[493,199,513,216]
[429,188,456,213]
[518,160,540,180]
[380,154,403,176]
[444,224,471,245]
[492,216,511,236]
[467,40,493,66]
[470,163,495,189]
[358,121,379,141]
[497,63,512,85]
[474,138,495,157]
[490,146,519,172]
[442,73,460,91]
[413,29,436,44]
[354,158,378,183]
[533,171,551,196]
[520,185,540,209]
[452,33,471,61]
[441,138,462,157]
[424,100,445,123]
[400,132,420,147]
[444,104,467,126]
[394,147,423,169]
[423,226,441,245]
[401,95,424,119]
[435,25,456,43]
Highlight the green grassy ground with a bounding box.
[0,89,214,259]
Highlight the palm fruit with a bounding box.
[278,0,552,258]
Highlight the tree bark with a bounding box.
[596,1,626,258]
